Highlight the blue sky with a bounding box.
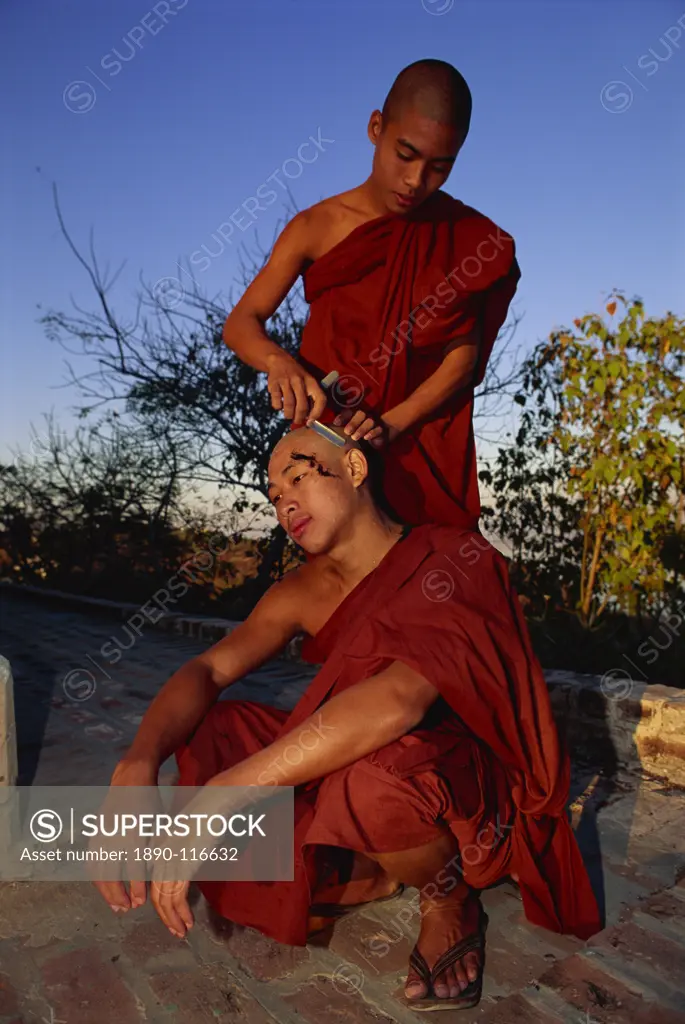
[2,0,684,462]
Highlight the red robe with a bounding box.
[298,191,520,528]
[176,524,600,945]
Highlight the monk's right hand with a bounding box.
[266,353,327,426]
[90,758,158,915]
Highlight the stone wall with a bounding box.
[3,584,684,786]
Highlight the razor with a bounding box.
[309,370,347,448]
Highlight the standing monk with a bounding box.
[223,58,520,529]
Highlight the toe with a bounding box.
[464,950,481,984]
[432,964,452,999]
[433,979,450,998]
[404,968,428,1001]
[453,960,470,992]
[404,980,428,1001]
[444,966,461,999]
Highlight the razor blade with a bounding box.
[308,370,347,447]
[309,420,347,447]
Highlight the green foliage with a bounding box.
[484,294,685,625]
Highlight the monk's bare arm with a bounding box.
[116,575,304,777]
[222,212,309,371]
[383,321,481,436]
[222,211,327,424]
[204,661,439,790]
[94,575,306,914]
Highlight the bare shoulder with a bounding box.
[272,203,339,263]
[279,556,351,637]
[267,187,377,273]
[300,189,378,262]
[253,560,320,625]
[268,562,310,602]
[273,206,315,255]
[254,567,304,624]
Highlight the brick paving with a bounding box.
[1,590,685,1023]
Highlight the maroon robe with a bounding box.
[176,524,600,945]
[298,191,520,528]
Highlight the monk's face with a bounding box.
[368,107,461,214]
[267,430,368,554]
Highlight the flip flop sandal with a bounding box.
[401,907,488,1013]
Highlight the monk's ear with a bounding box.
[345,447,369,490]
[367,109,383,146]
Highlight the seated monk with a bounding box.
[95,427,600,1012]
[223,58,521,530]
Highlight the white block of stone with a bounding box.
[0,655,20,864]
[0,655,18,788]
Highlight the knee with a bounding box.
[175,699,284,784]
[326,758,401,823]
[186,699,268,746]
[183,700,233,749]
[174,700,250,783]
[341,758,380,799]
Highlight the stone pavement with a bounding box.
[1,590,685,1023]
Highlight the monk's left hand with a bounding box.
[149,871,194,938]
[333,410,399,447]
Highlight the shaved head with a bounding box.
[269,426,361,486]
[270,425,387,507]
[267,426,400,552]
[272,424,358,461]
[381,59,472,141]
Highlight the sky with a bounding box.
[1,0,684,465]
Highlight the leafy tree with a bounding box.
[484,294,685,626]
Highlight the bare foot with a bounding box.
[405,888,482,1002]
[308,855,401,936]
[313,853,400,908]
